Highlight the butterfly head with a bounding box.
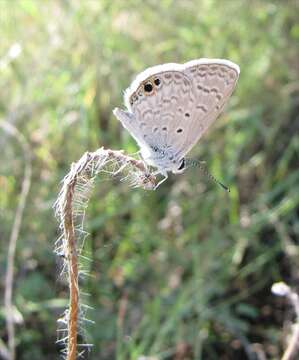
[141,145,186,175]
[160,155,186,174]
[175,158,186,173]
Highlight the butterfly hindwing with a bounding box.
[176,60,239,157]
[124,68,193,154]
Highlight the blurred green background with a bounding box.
[1,1,299,359]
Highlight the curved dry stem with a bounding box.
[272,282,299,360]
[54,148,156,360]
[282,324,299,360]
[63,177,78,360]
[0,121,32,360]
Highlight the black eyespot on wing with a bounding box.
[162,126,167,131]
[144,83,153,92]
[185,112,190,117]
[177,128,183,133]
[154,78,161,86]
[178,158,185,171]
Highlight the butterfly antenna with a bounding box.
[199,162,230,192]
[186,159,230,192]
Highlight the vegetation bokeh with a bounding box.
[1,1,299,359]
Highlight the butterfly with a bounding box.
[113,58,240,188]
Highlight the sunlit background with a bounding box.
[1,1,299,359]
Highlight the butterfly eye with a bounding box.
[154,78,161,86]
[177,158,185,171]
[144,82,153,93]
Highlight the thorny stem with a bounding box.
[1,121,32,360]
[63,178,79,360]
[56,148,155,360]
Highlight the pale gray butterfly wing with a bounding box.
[113,108,148,150]
[114,59,239,172]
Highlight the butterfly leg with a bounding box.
[136,150,150,171]
[153,170,168,189]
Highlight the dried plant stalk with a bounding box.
[272,282,299,360]
[54,148,156,360]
